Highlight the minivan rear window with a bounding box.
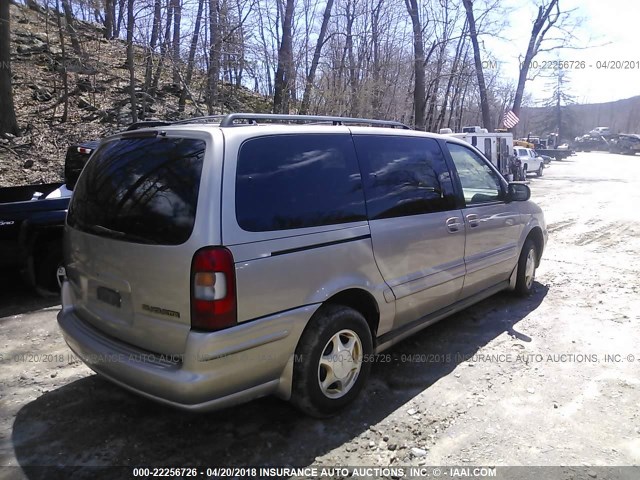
[235,134,366,232]
[67,136,205,245]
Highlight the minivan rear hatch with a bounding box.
[66,133,207,355]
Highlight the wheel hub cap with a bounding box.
[525,249,535,288]
[333,351,355,379]
[318,330,363,399]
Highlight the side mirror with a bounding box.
[507,182,531,202]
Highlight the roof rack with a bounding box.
[125,113,410,131]
[172,115,228,125]
[219,113,410,129]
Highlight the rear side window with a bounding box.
[353,135,456,220]
[67,136,205,245]
[235,134,366,232]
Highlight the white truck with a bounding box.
[442,128,515,177]
[513,147,545,177]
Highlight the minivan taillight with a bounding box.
[190,247,237,330]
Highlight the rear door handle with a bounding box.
[466,214,479,228]
[446,217,462,233]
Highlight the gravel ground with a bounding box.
[0,152,639,480]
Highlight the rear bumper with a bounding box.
[57,282,316,411]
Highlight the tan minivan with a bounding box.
[58,113,547,417]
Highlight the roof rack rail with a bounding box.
[218,113,410,129]
[172,115,228,125]
[126,120,173,131]
[125,114,410,130]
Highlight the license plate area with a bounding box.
[97,286,121,308]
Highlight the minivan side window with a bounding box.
[447,143,504,205]
[353,135,457,220]
[235,134,366,232]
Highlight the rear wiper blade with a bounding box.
[90,224,125,238]
[88,224,159,244]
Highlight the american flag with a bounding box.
[503,110,519,129]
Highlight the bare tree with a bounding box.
[179,0,204,113]
[273,0,295,113]
[152,0,173,93]
[512,0,572,118]
[142,0,161,117]
[299,0,333,115]
[126,0,137,122]
[405,0,426,130]
[207,0,221,114]
[435,19,468,131]
[61,0,83,55]
[171,0,182,86]
[55,0,69,123]
[343,0,358,116]
[462,0,491,129]
[369,0,385,118]
[255,1,276,96]
[115,0,126,38]
[104,0,115,39]
[0,0,19,136]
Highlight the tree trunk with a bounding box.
[233,0,246,90]
[142,0,161,118]
[273,0,295,114]
[104,0,114,39]
[299,0,334,115]
[426,42,447,131]
[345,0,357,117]
[556,77,562,140]
[55,0,69,123]
[370,0,384,118]
[436,21,467,131]
[179,0,204,113]
[61,0,83,56]
[0,0,19,136]
[207,0,220,114]
[512,0,559,118]
[405,0,426,130]
[256,1,273,97]
[152,0,173,93]
[115,0,126,38]
[462,0,491,130]
[171,0,182,86]
[126,0,137,123]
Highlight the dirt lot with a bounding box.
[1,152,639,479]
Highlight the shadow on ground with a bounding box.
[0,268,59,319]
[12,284,548,477]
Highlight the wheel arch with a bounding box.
[525,226,545,266]
[323,288,381,347]
[276,287,381,402]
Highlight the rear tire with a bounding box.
[290,305,373,417]
[514,239,537,296]
[522,165,528,178]
[35,240,64,296]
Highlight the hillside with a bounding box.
[2,2,639,188]
[0,2,270,188]
[517,96,640,141]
